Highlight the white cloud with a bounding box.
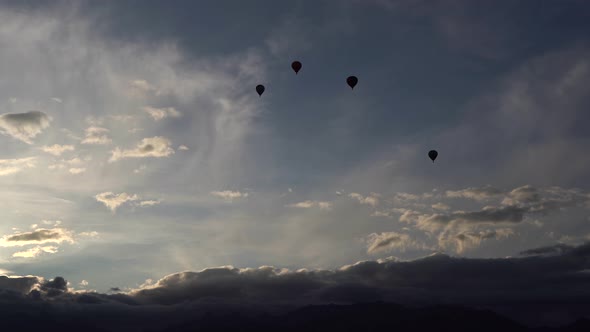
[109,136,174,162]
[348,192,380,207]
[81,126,112,145]
[142,106,181,121]
[0,111,51,144]
[0,157,36,176]
[128,79,161,97]
[178,145,189,151]
[446,186,502,201]
[79,280,89,287]
[138,200,161,207]
[79,231,99,237]
[64,157,84,165]
[41,144,74,156]
[288,200,332,210]
[12,245,58,258]
[134,165,147,174]
[68,167,86,174]
[94,192,139,212]
[51,97,62,103]
[210,190,248,201]
[432,202,450,211]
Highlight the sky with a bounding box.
[1,0,590,328]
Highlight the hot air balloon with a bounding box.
[347,76,358,89]
[428,150,438,163]
[291,61,302,74]
[256,84,265,97]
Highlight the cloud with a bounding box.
[128,79,161,97]
[0,157,36,176]
[210,190,248,201]
[12,245,59,258]
[2,242,590,327]
[348,192,380,207]
[0,111,51,144]
[0,275,39,294]
[109,136,174,162]
[41,144,75,156]
[124,242,590,313]
[431,203,450,211]
[81,126,112,145]
[287,200,332,210]
[138,200,161,207]
[405,205,528,233]
[133,164,147,174]
[446,186,503,201]
[444,228,515,253]
[68,167,86,174]
[366,232,425,254]
[79,231,99,238]
[94,192,139,212]
[178,145,189,151]
[0,228,74,247]
[51,97,62,103]
[79,280,89,287]
[519,243,573,257]
[142,106,181,121]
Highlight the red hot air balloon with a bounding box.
[256,84,265,97]
[347,76,358,89]
[291,61,302,74]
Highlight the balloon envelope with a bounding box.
[428,150,438,162]
[347,76,358,89]
[256,84,265,97]
[291,61,302,74]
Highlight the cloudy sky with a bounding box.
[0,0,590,326]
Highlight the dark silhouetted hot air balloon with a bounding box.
[428,150,438,163]
[256,84,265,97]
[291,61,302,74]
[347,76,358,89]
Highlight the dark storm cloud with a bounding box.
[0,275,39,294]
[125,242,590,308]
[519,243,575,257]
[4,242,589,307]
[3,243,590,327]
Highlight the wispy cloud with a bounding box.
[94,192,139,212]
[68,167,86,174]
[210,190,248,201]
[12,245,59,258]
[348,192,380,207]
[366,232,425,254]
[0,157,36,176]
[81,126,112,145]
[142,106,181,121]
[287,200,332,210]
[41,144,75,156]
